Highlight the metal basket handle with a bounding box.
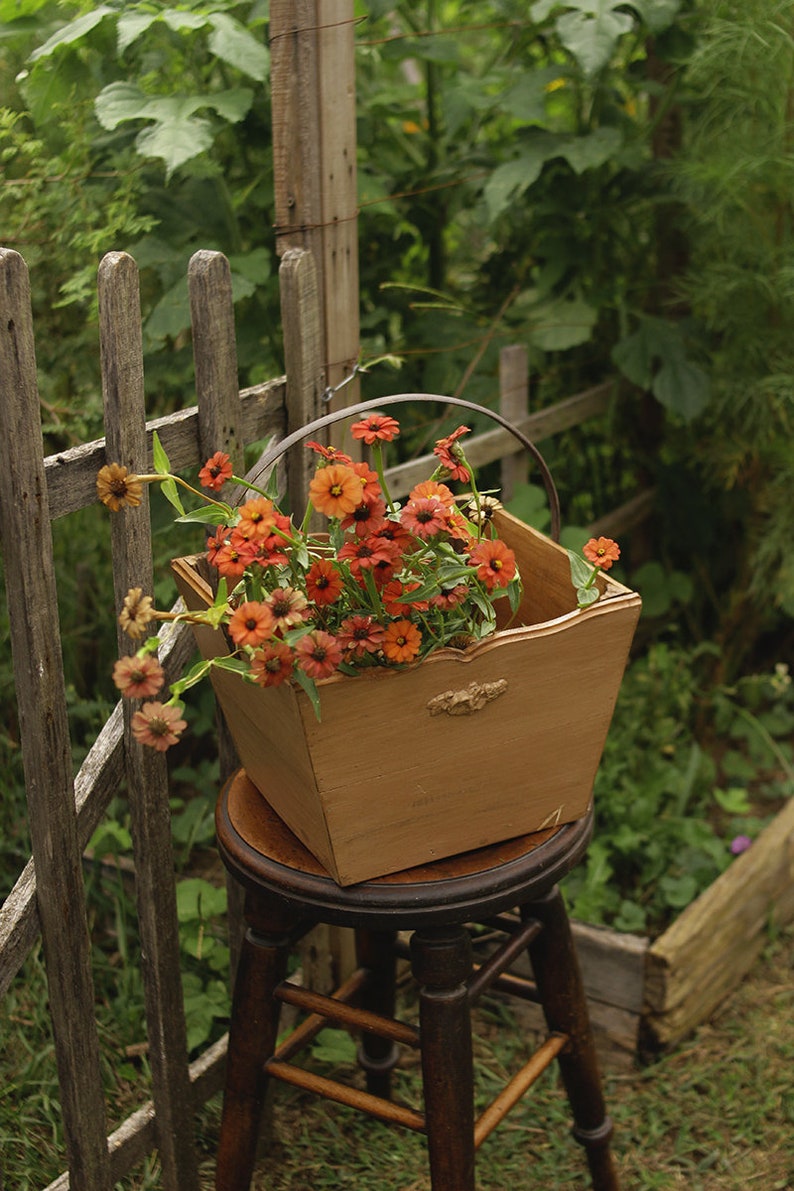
[250,392,561,542]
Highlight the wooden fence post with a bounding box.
[270,0,361,416]
[499,345,530,501]
[99,252,199,1191]
[0,249,112,1189]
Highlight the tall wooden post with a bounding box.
[270,0,361,418]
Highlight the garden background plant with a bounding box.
[1,1,793,1184]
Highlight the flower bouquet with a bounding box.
[98,395,641,884]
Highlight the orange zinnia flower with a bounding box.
[305,558,344,605]
[236,497,277,541]
[199,451,233,490]
[295,630,342,680]
[96,463,143,511]
[382,619,422,663]
[250,641,294,687]
[350,461,382,502]
[112,654,165,699]
[213,536,260,579]
[410,479,456,508]
[469,539,516,590]
[228,601,275,648]
[131,702,187,751]
[350,412,400,444]
[583,537,620,570]
[309,464,362,519]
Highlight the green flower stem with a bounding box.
[372,442,397,514]
[138,473,232,514]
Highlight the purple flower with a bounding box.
[730,834,752,856]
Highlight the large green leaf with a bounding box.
[530,1,636,75]
[653,355,711,421]
[558,126,622,173]
[529,295,597,351]
[117,12,157,54]
[208,13,268,81]
[557,6,634,75]
[28,5,115,60]
[630,0,681,33]
[483,137,558,221]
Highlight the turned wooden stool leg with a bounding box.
[411,925,476,1191]
[523,888,620,1191]
[215,892,298,1191]
[355,928,400,1099]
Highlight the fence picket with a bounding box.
[98,251,200,1190]
[0,248,112,1188]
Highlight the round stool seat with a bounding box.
[216,770,594,929]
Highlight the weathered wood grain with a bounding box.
[0,248,112,1188]
[279,247,325,519]
[499,345,530,500]
[0,617,194,999]
[43,380,285,519]
[98,251,199,1190]
[42,1035,228,1191]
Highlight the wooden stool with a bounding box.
[214,770,620,1191]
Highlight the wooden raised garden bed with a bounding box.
[555,794,794,1070]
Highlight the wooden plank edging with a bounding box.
[643,794,794,1049]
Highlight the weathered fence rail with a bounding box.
[0,241,640,1188]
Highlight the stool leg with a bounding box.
[355,928,400,1099]
[523,888,620,1191]
[215,892,297,1191]
[410,925,476,1191]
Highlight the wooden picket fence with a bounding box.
[0,240,652,1189]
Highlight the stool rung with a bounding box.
[275,969,367,1063]
[265,1059,426,1133]
[275,979,420,1048]
[467,917,541,1001]
[474,1032,568,1148]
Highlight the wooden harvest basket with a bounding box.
[173,507,641,886]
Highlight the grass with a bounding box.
[180,922,792,1191]
[2,923,791,1189]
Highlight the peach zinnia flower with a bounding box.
[119,588,155,639]
[96,463,143,511]
[469,539,516,590]
[305,558,344,605]
[309,464,362,519]
[382,619,422,663]
[228,601,275,648]
[294,630,343,680]
[199,451,233,491]
[250,641,294,687]
[583,537,620,570]
[350,413,400,444]
[131,702,187,751]
[112,654,165,699]
[266,586,309,631]
[400,496,449,540]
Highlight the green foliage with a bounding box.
[563,645,794,933]
[661,0,794,650]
